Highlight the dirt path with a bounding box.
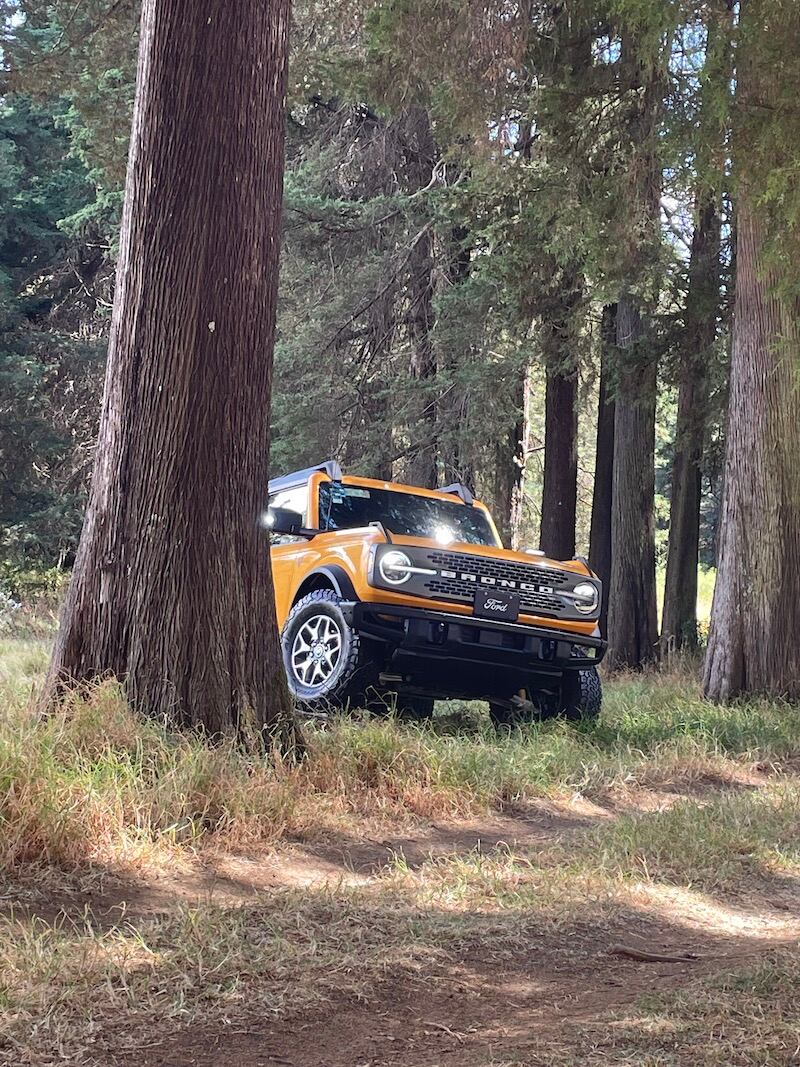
[123,924,798,1067]
[79,801,799,1067]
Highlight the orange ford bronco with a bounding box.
[267,461,606,727]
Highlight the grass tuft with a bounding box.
[2,652,800,880]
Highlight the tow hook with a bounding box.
[510,694,538,718]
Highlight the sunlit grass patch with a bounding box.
[579,951,800,1066]
[587,782,800,891]
[0,638,49,708]
[598,672,800,762]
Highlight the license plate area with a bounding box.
[473,587,520,622]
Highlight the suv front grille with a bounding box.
[423,551,570,618]
[427,551,569,587]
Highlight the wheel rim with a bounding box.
[290,613,343,688]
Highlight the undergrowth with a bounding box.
[2,638,800,882]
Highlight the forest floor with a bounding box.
[1,634,799,1065]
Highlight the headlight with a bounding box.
[571,582,599,615]
[378,550,414,585]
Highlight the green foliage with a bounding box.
[0,93,106,568]
[1,0,796,584]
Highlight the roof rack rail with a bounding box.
[268,460,342,495]
[439,482,474,506]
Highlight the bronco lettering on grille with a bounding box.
[440,568,553,595]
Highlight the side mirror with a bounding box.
[266,507,317,539]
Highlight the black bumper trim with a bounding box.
[350,602,607,671]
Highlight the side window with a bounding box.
[268,484,308,546]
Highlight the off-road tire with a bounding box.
[489,668,602,730]
[559,666,602,721]
[281,590,375,711]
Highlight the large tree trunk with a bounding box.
[662,193,720,651]
[703,5,800,700]
[45,0,295,739]
[607,299,659,667]
[539,289,580,560]
[589,305,616,637]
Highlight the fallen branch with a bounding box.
[609,944,701,963]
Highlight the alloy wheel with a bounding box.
[290,613,343,688]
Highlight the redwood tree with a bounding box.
[45,0,296,738]
[704,0,800,702]
[662,6,729,653]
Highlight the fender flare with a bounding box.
[293,564,359,605]
[319,564,358,601]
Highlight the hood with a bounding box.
[381,533,592,577]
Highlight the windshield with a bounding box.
[318,483,499,547]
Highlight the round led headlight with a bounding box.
[572,582,599,615]
[378,550,413,585]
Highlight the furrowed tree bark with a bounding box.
[589,305,616,637]
[662,192,720,652]
[45,0,296,740]
[703,1,800,701]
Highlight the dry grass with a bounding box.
[2,636,800,1065]
[0,889,458,1065]
[565,951,800,1066]
[2,638,800,883]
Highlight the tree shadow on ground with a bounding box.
[3,825,799,1067]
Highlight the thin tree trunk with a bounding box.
[607,299,659,667]
[45,0,295,739]
[340,109,401,482]
[539,290,580,559]
[404,107,438,489]
[540,366,577,559]
[360,292,396,480]
[437,224,474,488]
[606,35,661,670]
[492,376,525,548]
[703,2,800,700]
[589,304,616,637]
[662,193,720,651]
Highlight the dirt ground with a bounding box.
[29,802,792,1067]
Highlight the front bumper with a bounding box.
[349,601,606,673]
